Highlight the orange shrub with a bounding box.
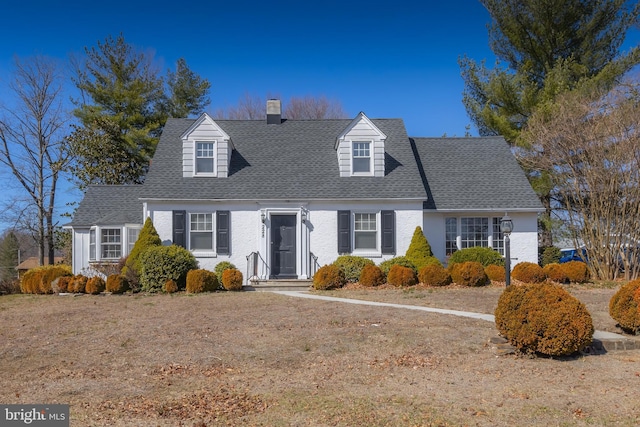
[561,261,590,283]
[418,264,451,287]
[313,264,346,290]
[512,262,546,283]
[106,274,130,294]
[70,275,88,293]
[450,261,489,287]
[543,263,568,284]
[609,279,640,334]
[56,276,72,293]
[359,264,385,287]
[485,264,506,282]
[221,268,243,291]
[163,279,179,294]
[186,269,219,293]
[387,265,417,287]
[86,276,106,295]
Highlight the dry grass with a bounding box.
[1,285,639,426]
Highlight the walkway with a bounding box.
[272,291,638,350]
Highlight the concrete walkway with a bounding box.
[272,291,638,350]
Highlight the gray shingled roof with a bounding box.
[67,185,143,227]
[411,137,542,211]
[140,118,427,201]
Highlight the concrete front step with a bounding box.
[244,279,313,292]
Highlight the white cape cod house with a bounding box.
[67,100,543,280]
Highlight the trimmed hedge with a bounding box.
[333,256,375,283]
[70,275,88,293]
[86,276,106,295]
[379,256,416,277]
[512,262,546,283]
[543,263,568,284]
[140,245,198,292]
[106,274,130,294]
[214,262,236,281]
[20,265,72,294]
[418,264,451,287]
[561,261,590,283]
[359,264,385,287]
[495,283,594,356]
[609,279,640,334]
[163,279,179,294]
[485,264,506,282]
[450,261,489,287]
[313,264,346,290]
[221,268,243,291]
[387,265,417,287]
[186,269,219,293]
[448,247,504,268]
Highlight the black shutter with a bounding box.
[337,210,351,253]
[173,210,186,248]
[217,210,230,255]
[381,210,395,254]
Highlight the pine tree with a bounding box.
[164,58,211,118]
[0,232,20,284]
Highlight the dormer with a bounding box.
[180,113,234,178]
[335,112,387,177]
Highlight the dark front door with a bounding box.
[270,215,297,278]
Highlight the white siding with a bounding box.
[72,228,90,275]
[181,115,232,178]
[336,114,386,177]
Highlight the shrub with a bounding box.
[163,279,179,294]
[122,217,162,289]
[541,246,562,266]
[139,245,198,292]
[313,264,346,290]
[359,264,385,287]
[106,274,130,294]
[448,247,504,268]
[86,276,106,295]
[495,283,594,356]
[20,265,72,294]
[609,279,640,334]
[214,261,236,281]
[186,269,219,293]
[543,263,568,284]
[512,262,546,283]
[418,264,451,287]
[561,261,590,283]
[379,256,416,277]
[333,256,375,283]
[485,264,506,282]
[56,276,72,293]
[405,226,434,270]
[69,275,88,293]
[387,265,417,287]
[450,261,489,287]
[221,268,243,291]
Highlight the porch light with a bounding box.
[261,211,266,224]
[500,213,513,286]
[301,207,307,223]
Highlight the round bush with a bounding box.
[387,265,417,287]
[55,276,72,293]
[418,264,451,287]
[561,261,590,283]
[221,268,243,291]
[163,279,179,294]
[359,264,385,287]
[106,274,130,294]
[543,263,568,284]
[20,265,72,294]
[186,269,219,293]
[450,261,489,287]
[609,279,640,334]
[379,256,416,277]
[313,264,346,290]
[495,283,594,356]
[448,247,504,268]
[512,262,546,283]
[333,255,375,283]
[70,275,88,293]
[485,264,506,282]
[140,245,198,292]
[86,276,106,295]
[214,261,236,281]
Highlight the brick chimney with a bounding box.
[267,99,281,124]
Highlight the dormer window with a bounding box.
[195,141,215,175]
[352,142,371,173]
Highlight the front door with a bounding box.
[270,215,297,278]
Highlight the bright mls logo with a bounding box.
[1,405,69,426]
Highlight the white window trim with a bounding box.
[445,216,505,256]
[350,140,374,176]
[188,212,216,256]
[99,227,123,260]
[89,228,96,261]
[193,140,217,177]
[352,211,381,256]
[125,225,142,256]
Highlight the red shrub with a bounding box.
[359,264,385,287]
[418,264,451,287]
[387,265,417,287]
[512,262,546,283]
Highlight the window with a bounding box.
[492,218,504,255]
[195,142,215,174]
[354,213,377,250]
[352,142,371,173]
[89,229,96,261]
[101,229,122,259]
[127,228,140,255]
[445,218,458,256]
[190,213,213,250]
[461,218,489,249]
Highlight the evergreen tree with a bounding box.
[405,226,434,270]
[0,232,20,284]
[122,217,162,289]
[164,58,211,118]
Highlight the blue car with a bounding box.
[559,248,588,263]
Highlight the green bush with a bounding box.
[214,261,236,281]
[86,276,106,295]
[541,246,562,266]
[543,263,568,284]
[485,264,506,282]
[186,269,219,293]
[313,264,346,290]
[405,226,434,270]
[221,268,243,291]
[359,264,385,287]
[512,262,546,283]
[561,261,590,283]
[495,283,594,356]
[122,217,162,289]
[448,247,504,268]
[139,245,198,292]
[106,274,130,294]
[609,279,640,334]
[333,256,375,283]
[387,265,417,287]
[379,256,416,277]
[450,261,489,287]
[418,264,451,287]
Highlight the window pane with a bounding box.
[354,213,377,250]
[352,142,371,173]
[355,213,376,231]
[445,218,457,256]
[196,157,214,173]
[492,218,504,255]
[353,158,370,172]
[190,233,213,250]
[355,231,376,249]
[190,213,213,250]
[89,230,96,261]
[101,229,121,259]
[196,142,214,173]
[461,218,488,248]
[128,228,139,254]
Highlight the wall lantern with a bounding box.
[261,210,266,224]
[301,207,307,223]
[500,213,513,286]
